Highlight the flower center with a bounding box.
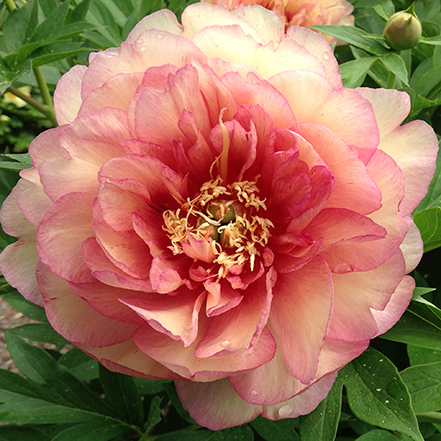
[162,176,274,277]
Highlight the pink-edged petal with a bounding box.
[329,250,406,342]
[372,275,414,336]
[400,215,423,273]
[82,31,206,100]
[37,262,137,346]
[182,3,268,43]
[69,281,146,325]
[270,256,332,383]
[53,64,87,125]
[175,377,261,430]
[82,237,154,292]
[126,9,182,43]
[284,25,342,89]
[0,239,42,306]
[78,339,183,380]
[28,126,69,168]
[134,318,276,381]
[37,192,94,283]
[191,25,327,81]
[121,289,205,347]
[79,72,144,115]
[195,275,272,358]
[181,234,217,263]
[297,124,382,214]
[205,279,244,316]
[149,256,192,293]
[270,71,378,163]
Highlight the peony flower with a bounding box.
[0,3,437,430]
[201,0,355,44]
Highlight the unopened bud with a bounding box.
[384,7,422,50]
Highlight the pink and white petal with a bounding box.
[59,108,130,165]
[28,127,69,168]
[329,250,406,342]
[82,31,206,99]
[134,320,276,381]
[375,120,438,216]
[372,275,414,336]
[37,262,137,347]
[175,377,262,430]
[284,25,342,89]
[400,216,423,273]
[297,124,382,214]
[182,3,267,43]
[79,72,144,115]
[191,25,326,81]
[181,234,217,263]
[195,277,272,358]
[126,9,183,43]
[53,64,87,125]
[231,6,285,44]
[270,256,332,384]
[261,373,337,421]
[205,280,244,317]
[37,192,94,284]
[69,281,146,325]
[78,338,183,380]
[149,256,192,293]
[355,88,410,137]
[82,237,154,292]
[0,239,42,306]
[121,289,205,347]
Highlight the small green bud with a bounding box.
[383,6,422,50]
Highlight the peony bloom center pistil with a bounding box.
[162,176,274,276]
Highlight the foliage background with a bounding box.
[1,0,441,439]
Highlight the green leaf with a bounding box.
[380,53,409,85]
[0,153,31,163]
[0,161,32,172]
[309,25,389,55]
[355,429,398,440]
[153,430,218,441]
[144,395,162,434]
[134,377,171,395]
[401,362,441,412]
[382,310,441,351]
[416,141,441,211]
[31,0,70,43]
[8,323,68,347]
[0,58,32,94]
[299,373,342,441]
[414,65,441,98]
[1,290,47,322]
[408,345,441,366]
[339,57,378,88]
[37,0,59,18]
[2,0,38,53]
[51,22,97,41]
[420,36,441,46]
[0,426,50,441]
[51,421,133,441]
[86,0,122,46]
[5,332,117,417]
[372,1,394,21]
[58,347,99,382]
[31,42,90,67]
[163,382,197,425]
[250,416,299,441]
[414,207,441,252]
[211,425,254,440]
[341,347,423,441]
[68,0,92,23]
[99,365,144,427]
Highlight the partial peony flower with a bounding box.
[201,0,355,43]
[0,3,437,430]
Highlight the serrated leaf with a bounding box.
[310,25,389,55]
[3,0,38,53]
[31,0,70,43]
[250,416,299,441]
[51,421,133,441]
[414,207,441,252]
[401,362,441,412]
[8,323,68,347]
[380,53,409,85]
[1,290,47,322]
[99,365,144,427]
[341,347,423,441]
[299,373,342,441]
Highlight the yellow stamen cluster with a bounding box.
[162,176,274,277]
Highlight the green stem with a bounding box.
[386,70,396,89]
[416,412,441,424]
[5,0,17,12]
[6,86,55,123]
[33,67,57,126]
